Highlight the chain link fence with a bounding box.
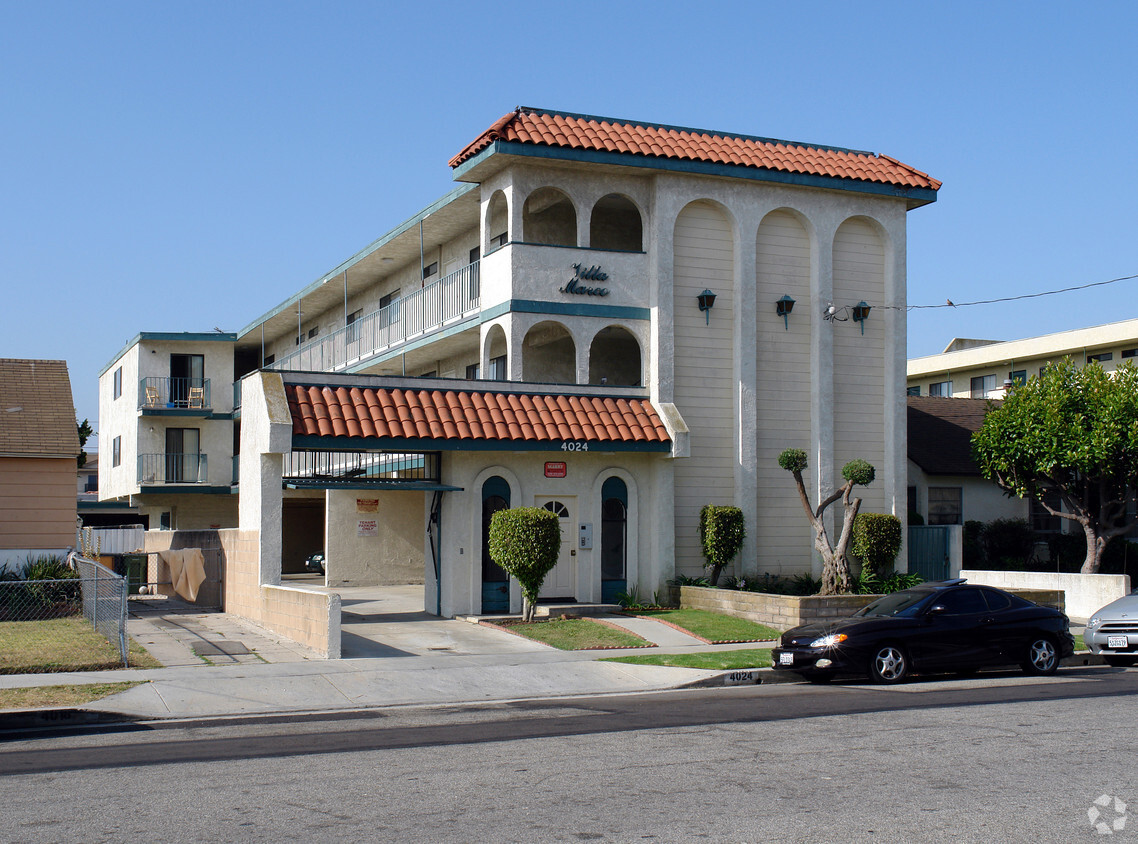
[0,554,128,674]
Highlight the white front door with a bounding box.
[535,496,576,600]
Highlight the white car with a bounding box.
[1084,590,1138,667]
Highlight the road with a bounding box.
[2,667,1136,843]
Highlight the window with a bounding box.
[981,589,1012,611]
[466,363,480,380]
[1122,348,1137,359]
[491,232,508,249]
[1088,352,1113,363]
[422,262,438,280]
[170,354,204,407]
[112,436,121,468]
[907,486,918,519]
[113,367,122,400]
[1008,370,1027,386]
[419,370,437,379]
[935,588,987,615]
[970,374,996,399]
[308,326,319,339]
[469,246,480,264]
[929,381,952,397]
[346,308,363,343]
[489,355,507,381]
[263,353,275,366]
[1031,489,1062,533]
[906,385,920,397]
[927,487,962,525]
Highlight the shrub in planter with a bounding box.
[982,518,1035,570]
[852,513,902,577]
[488,507,562,622]
[698,505,745,587]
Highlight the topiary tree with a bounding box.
[488,507,562,622]
[698,505,746,586]
[778,448,876,595]
[851,513,902,577]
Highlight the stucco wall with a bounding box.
[961,569,1130,621]
[325,488,424,586]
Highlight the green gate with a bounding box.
[908,526,950,582]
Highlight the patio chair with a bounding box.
[145,386,161,407]
[188,387,205,408]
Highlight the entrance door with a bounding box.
[165,428,200,483]
[536,496,575,600]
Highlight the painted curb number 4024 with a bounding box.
[561,442,589,452]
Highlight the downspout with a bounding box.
[343,270,348,328]
[428,490,443,616]
[419,219,425,289]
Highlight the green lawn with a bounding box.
[602,648,773,670]
[0,617,162,674]
[0,681,146,711]
[497,618,653,650]
[1074,632,1085,651]
[630,608,781,643]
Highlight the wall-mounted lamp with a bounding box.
[775,295,795,330]
[851,301,871,334]
[697,289,717,325]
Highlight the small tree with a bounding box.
[698,505,746,586]
[851,513,902,577]
[77,418,92,468]
[778,448,876,595]
[972,359,1138,573]
[488,507,562,622]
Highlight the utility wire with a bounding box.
[883,272,1138,311]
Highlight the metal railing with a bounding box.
[139,376,212,410]
[270,262,480,373]
[284,449,438,484]
[0,555,128,672]
[138,452,209,484]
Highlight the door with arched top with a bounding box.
[481,477,510,613]
[535,496,576,600]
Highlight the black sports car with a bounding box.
[771,579,1074,684]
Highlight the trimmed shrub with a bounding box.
[963,520,986,568]
[852,513,902,577]
[488,507,562,621]
[981,518,1035,570]
[698,505,746,587]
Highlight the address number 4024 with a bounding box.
[561,442,589,452]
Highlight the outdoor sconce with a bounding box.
[851,301,871,334]
[697,289,717,325]
[775,295,795,330]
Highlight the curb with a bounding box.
[680,667,799,688]
[0,707,140,734]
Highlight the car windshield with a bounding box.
[855,589,935,618]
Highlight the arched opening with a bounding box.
[486,191,509,253]
[588,326,641,385]
[590,194,642,251]
[601,477,628,603]
[522,187,577,247]
[484,324,508,381]
[481,476,510,613]
[522,321,576,383]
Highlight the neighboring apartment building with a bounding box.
[907,318,1138,399]
[99,107,940,617]
[0,359,80,571]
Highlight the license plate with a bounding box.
[1108,635,1129,650]
[779,652,795,665]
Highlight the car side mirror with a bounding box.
[925,605,946,621]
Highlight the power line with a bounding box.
[902,272,1138,310]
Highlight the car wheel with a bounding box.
[1104,655,1137,667]
[1022,636,1059,675]
[868,644,908,684]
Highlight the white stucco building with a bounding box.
[98,107,939,635]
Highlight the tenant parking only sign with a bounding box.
[357,519,378,537]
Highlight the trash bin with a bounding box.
[121,553,147,595]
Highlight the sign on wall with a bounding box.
[357,519,378,537]
[545,461,567,478]
[560,263,609,297]
[357,498,379,513]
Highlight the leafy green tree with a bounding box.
[698,505,746,586]
[77,418,93,467]
[488,507,562,622]
[778,448,876,594]
[852,513,902,577]
[972,358,1138,573]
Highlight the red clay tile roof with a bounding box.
[907,397,997,476]
[450,108,941,191]
[287,384,670,445]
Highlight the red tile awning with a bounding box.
[286,384,671,451]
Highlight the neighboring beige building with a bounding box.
[907,318,1138,399]
[0,359,80,570]
[99,106,941,628]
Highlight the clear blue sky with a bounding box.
[4,2,1136,444]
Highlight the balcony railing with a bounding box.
[139,377,211,410]
[137,453,209,485]
[270,262,479,373]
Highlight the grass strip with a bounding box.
[630,608,781,643]
[493,617,654,650]
[0,617,162,674]
[0,681,146,711]
[602,649,773,670]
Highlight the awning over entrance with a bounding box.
[285,382,672,453]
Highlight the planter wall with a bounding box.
[674,584,1065,632]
